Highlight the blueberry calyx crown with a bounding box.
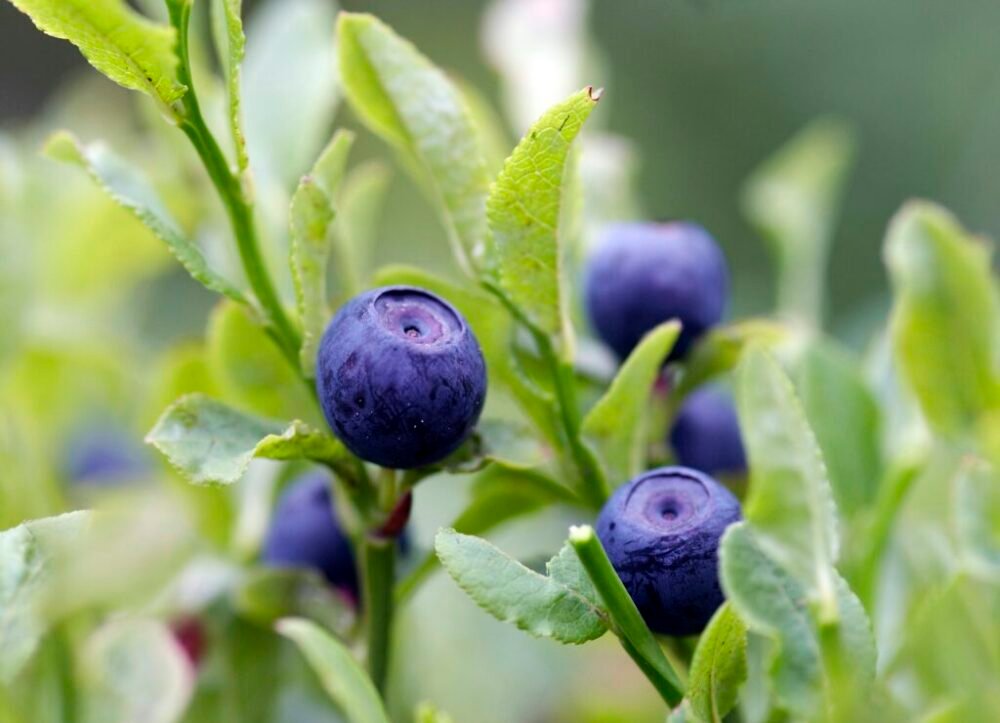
[622,467,712,535]
[372,287,463,347]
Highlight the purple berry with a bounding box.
[596,466,742,636]
[316,286,487,469]
[669,387,747,476]
[584,222,729,362]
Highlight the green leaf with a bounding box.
[0,512,90,683]
[43,132,245,303]
[337,12,490,273]
[7,0,185,116]
[277,617,390,723]
[146,393,349,486]
[206,300,318,423]
[210,0,248,172]
[80,619,193,723]
[435,528,608,644]
[545,542,600,607]
[736,348,840,620]
[486,86,602,339]
[796,340,881,518]
[674,318,789,399]
[396,467,573,602]
[687,603,748,723]
[953,458,1000,579]
[719,523,820,717]
[583,320,680,482]
[414,702,454,723]
[290,130,355,376]
[742,117,856,326]
[884,201,1000,435]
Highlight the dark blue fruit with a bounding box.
[316,286,487,469]
[669,387,747,476]
[584,222,729,361]
[596,466,742,636]
[262,472,358,595]
[64,429,149,485]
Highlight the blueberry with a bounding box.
[596,466,742,636]
[262,472,358,595]
[63,429,149,485]
[584,222,729,361]
[669,387,747,476]
[316,286,487,469]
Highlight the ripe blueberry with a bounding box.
[262,472,358,595]
[584,222,729,361]
[64,429,149,485]
[669,386,747,476]
[316,286,487,469]
[596,466,742,636]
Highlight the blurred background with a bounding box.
[5,0,1000,341]
[1,1,997,721]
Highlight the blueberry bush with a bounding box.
[1,1,998,722]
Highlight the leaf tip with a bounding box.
[587,86,605,102]
[568,525,594,544]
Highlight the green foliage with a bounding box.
[0,512,90,683]
[736,349,840,620]
[582,321,680,482]
[210,0,249,172]
[743,117,856,326]
[337,12,490,273]
[486,86,602,342]
[885,201,1000,437]
[435,529,608,644]
[44,132,245,302]
[6,0,185,116]
[289,130,354,376]
[686,603,747,723]
[277,618,391,723]
[146,394,348,486]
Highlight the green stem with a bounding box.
[361,538,396,694]
[168,1,300,364]
[569,525,684,706]
[537,333,609,507]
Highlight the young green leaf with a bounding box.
[719,523,821,717]
[80,619,193,723]
[797,340,882,519]
[0,512,90,683]
[686,603,748,723]
[44,132,245,303]
[146,393,350,486]
[582,320,680,482]
[337,12,490,273]
[736,348,840,621]
[742,117,856,326]
[435,529,608,644]
[210,0,248,172]
[290,130,355,376]
[486,86,602,340]
[7,0,185,117]
[884,201,1000,436]
[277,618,390,723]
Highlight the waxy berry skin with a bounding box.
[669,387,747,476]
[262,472,358,594]
[584,222,729,362]
[316,286,487,469]
[596,466,742,636]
